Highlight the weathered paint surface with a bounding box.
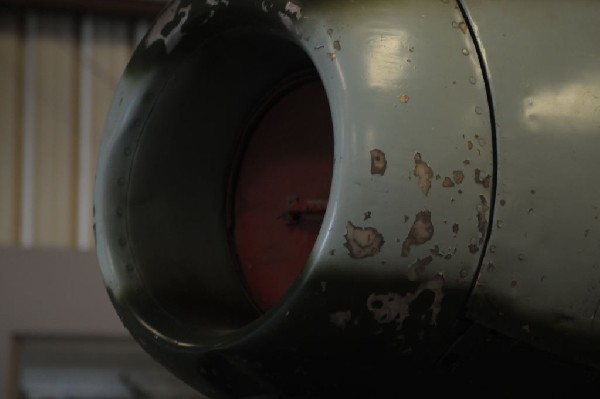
[145,0,192,53]
[462,0,600,362]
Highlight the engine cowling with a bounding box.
[95,0,600,396]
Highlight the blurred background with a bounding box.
[0,1,205,397]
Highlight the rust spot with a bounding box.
[344,221,385,259]
[399,94,410,104]
[330,310,352,328]
[401,211,434,257]
[370,149,387,175]
[442,177,455,188]
[500,199,506,206]
[453,170,464,185]
[407,256,433,281]
[413,153,434,195]
[333,40,341,51]
[458,21,468,34]
[452,223,459,236]
[463,159,470,166]
[474,169,492,188]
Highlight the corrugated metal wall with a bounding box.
[0,10,149,250]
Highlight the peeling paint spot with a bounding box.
[344,221,385,259]
[333,40,341,51]
[474,169,492,188]
[477,195,489,243]
[413,153,434,195]
[364,211,372,221]
[401,211,434,257]
[145,0,192,54]
[399,94,410,104]
[284,1,303,20]
[467,141,474,150]
[500,199,506,206]
[458,21,468,34]
[487,262,495,272]
[468,241,479,254]
[511,280,518,288]
[370,149,387,175]
[327,28,334,37]
[469,76,477,85]
[462,48,470,56]
[367,275,445,327]
[531,189,536,195]
[452,223,459,236]
[330,310,352,328]
[404,215,409,223]
[435,174,441,181]
[490,244,497,253]
[327,52,337,61]
[329,249,335,256]
[497,219,503,228]
[407,256,433,281]
[453,170,464,184]
[528,208,534,215]
[475,106,483,115]
[261,1,269,12]
[463,159,470,166]
[459,268,469,278]
[314,44,324,50]
[518,254,525,261]
[585,229,591,238]
[442,177,455,188]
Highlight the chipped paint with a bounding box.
[284,1,303,20]
[399,95,410,104]
[452,223,459,236]
[413,153,433,195]
[458,21,468,34]
[453,170,464,184]
[477,195,489,243]
[145,0,192,54]
[364,211,372,221]
[330,310,352,328]
[327,52,337,61]
[367,274,445,327]
[344,221,385,259]
[474,169,492,188]
[370,149,387,175]
[401,211,434,257]
[407,256,433,281]
[333,40,341,51]
[442,177,454,188]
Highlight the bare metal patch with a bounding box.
[367,274,445,327]
[145,0,192,54]
[330,310,352,328]
[344,221,385,259]
[407,256,433,281]
[401,211,434,257]
[474,169,492,188]
[370,149,387,175]
[413,153,433,195]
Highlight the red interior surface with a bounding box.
[234,80,334,311]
